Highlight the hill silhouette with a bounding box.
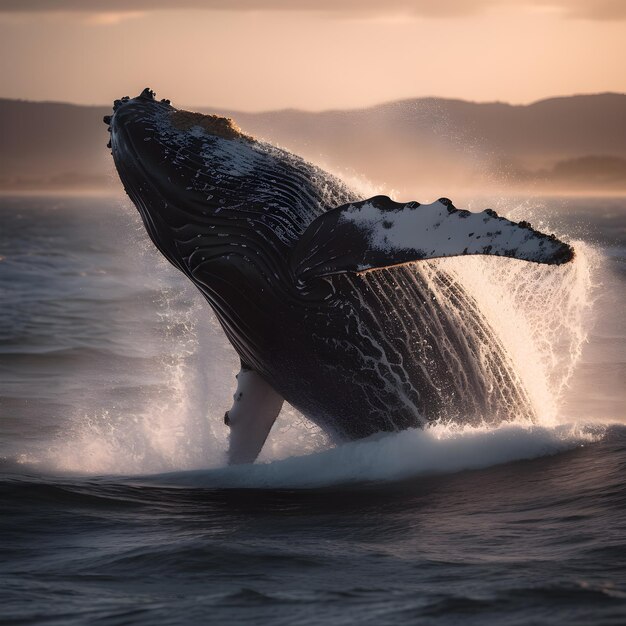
[0,93,624,196]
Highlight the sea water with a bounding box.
[0,194,624,625]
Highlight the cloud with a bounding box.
[0,0,624,21]
[85,12,146,26]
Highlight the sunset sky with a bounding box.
[0,0,624,111]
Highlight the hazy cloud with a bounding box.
[85,12,146,26]
[0,1,624,21]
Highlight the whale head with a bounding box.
[104,87,272,272]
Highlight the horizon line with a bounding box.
[0,91,624,115]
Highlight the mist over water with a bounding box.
[0,194,624,625]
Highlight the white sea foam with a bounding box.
[140,421,607,489]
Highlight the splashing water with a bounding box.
[427,220,597,425]
[44,194,600,480]
[142,422,606,490]
[441,249,595,424]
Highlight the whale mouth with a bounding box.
[103,88,264,281]
[103,87,254,211]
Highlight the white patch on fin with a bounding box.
[225,368,284,465]
[291,195,574,282]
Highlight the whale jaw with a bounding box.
[104,88,256,272]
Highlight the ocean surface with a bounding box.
[0,194,624,625]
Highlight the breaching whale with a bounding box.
[105,88,574,464]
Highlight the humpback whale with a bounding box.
[105,88,574,464]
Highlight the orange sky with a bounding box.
[0,2,624,110]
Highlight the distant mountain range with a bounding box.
[1,93,624,196]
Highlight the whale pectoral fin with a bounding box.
[291,195,574,281]
[224,366,284,465]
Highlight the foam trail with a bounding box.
[138,421,605,489]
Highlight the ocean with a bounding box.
[0,194,624,625]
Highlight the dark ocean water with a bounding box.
[0,195,625,625]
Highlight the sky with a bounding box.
[0,1,624,111]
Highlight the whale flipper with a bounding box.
[224,366,284,465]
[292,195,574,281]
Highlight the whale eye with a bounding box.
[224,411,230,426]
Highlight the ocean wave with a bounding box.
[138,421,609,490]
